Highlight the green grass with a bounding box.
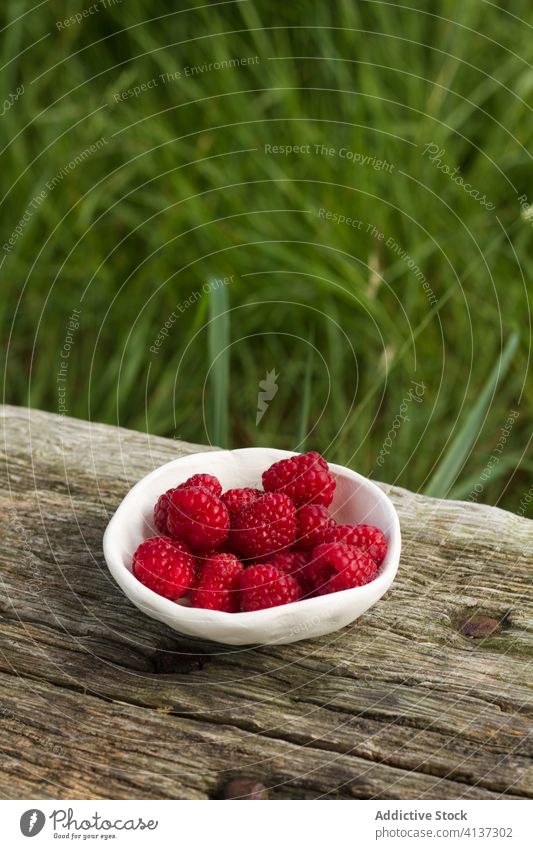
[1,0,532,514]
[207,278,230,447]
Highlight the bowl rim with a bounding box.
[103,447,401,626]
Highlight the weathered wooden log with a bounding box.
[0,405,531,799]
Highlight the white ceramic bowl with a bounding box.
[103,448,401,645]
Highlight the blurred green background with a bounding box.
[1,0,532,513]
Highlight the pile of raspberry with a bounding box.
[131,451,387,613]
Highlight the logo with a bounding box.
[256,369,279,424]
[20,809,46,837]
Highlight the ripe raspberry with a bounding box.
[262,451,336,507]
[327,524,388,565]
[167,486,229,551]
[192,552,216,571]
[240,564,301,612]
[230,493,296,560]
[177,473,222,497]
[153,474,222,535]
[296,504,335,549]
[312,542,378,594]
[298,553,334,597]
[222,487,262,516]
[153,487,178,534]
[268,549,308,581]
[191,553,244,612]
[132,536,195,599]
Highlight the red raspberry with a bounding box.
[230,493,296,560]
[222,487,262,516]
[192,552,216,571]
[167,486,229,551]
[132,536,195,599]
[191,553,244,612]
[268,549,308,581]
[153,487,178,534]
[153,474,222,535]
[312,542,378,594]
[262,451,336,507]
[240,564,301,612]
[298,553,334,597]
[178,473,222,497]
[327,524,388,565]
[296,504,335,549]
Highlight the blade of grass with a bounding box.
[424,331,520,498]
[448,452,525,500]
[207,280,230,448]
[296,329,314,451]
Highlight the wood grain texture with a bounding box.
[0,404,531,800]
